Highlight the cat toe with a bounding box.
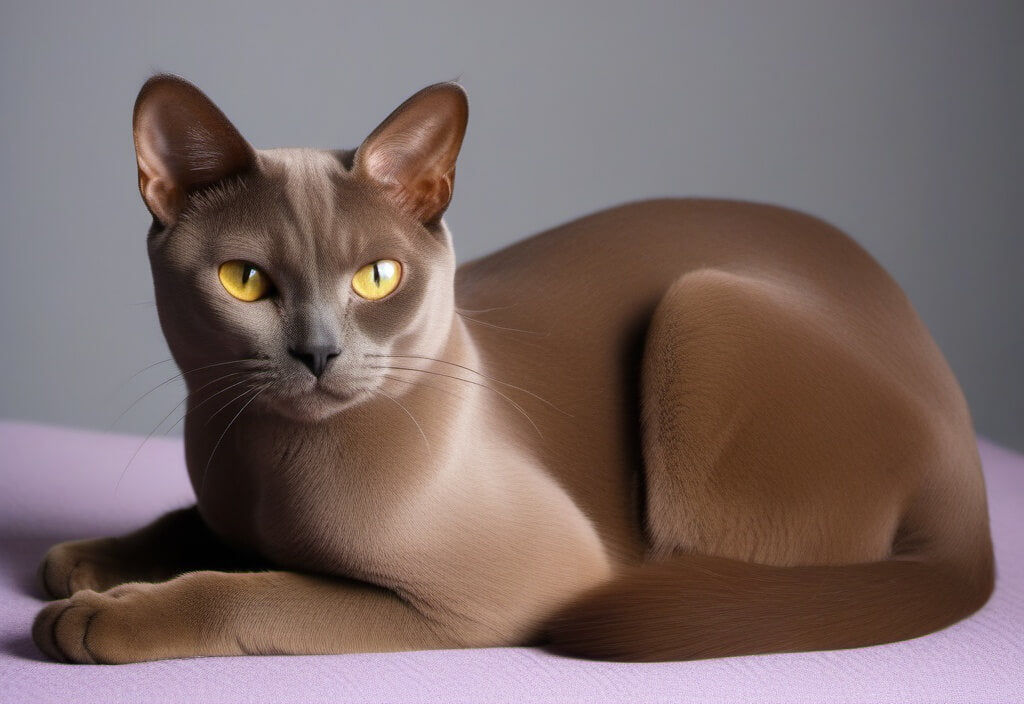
[38,539,125,598]
[32,589,129,664]
[37,553,63,599]
[33,595,103,663]
[32,599,68,661]
[38,546,89,599]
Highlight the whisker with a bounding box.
[381,374,469,404]
[200,384,269,502]
[373,364,542,439]
[179,358,262,375]
[108,358,255,430]
[114,425,168,497]
[113,371,260,496]
[171,358,266,383]
[371,354,571,417]
[164,373,262,434]
[455,311,545,336]
[113,397,184,498]
[108,375,185,431]
[371,388,430,453]
[120,358,175,386]
[188,370,255,398]
[455,305,513,315]
[203,379,266,427]
[105,357,174,407]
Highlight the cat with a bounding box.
[32,74,994,664]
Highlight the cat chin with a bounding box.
[264,387,372,424]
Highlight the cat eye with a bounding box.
[352,259,402,300]
[218,260,273,302]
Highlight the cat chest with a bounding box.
[198,448,428,576]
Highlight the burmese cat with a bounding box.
[33,75,994,663]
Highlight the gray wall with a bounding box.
[2,1,1022,450]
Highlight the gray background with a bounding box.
[2,1,1022,450]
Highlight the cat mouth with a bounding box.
[267,377,373,421]
[315,385,366,404]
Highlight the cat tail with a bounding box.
[544,543,994,661]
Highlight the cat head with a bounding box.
[133,75,468,422]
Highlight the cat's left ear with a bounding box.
[133,75,255,228]
[353,82,468,226]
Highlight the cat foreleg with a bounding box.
[33,569,458,663]
[37,506,257,599]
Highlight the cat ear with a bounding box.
[133,75,255,227]
[353,82,468,226]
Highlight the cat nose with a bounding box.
[288,345,340,378]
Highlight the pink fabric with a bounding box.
[1,419,1022,703]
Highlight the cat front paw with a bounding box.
[33,590,102,663]
[37,538,131,599]
[32,583,159,664]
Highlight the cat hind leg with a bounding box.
[545,268,993,660]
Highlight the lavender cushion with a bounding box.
[1,420,1022,703]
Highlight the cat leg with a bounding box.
[636,268,917,564]
[38,506,257,599]
[546,268,993,659]
[33,569,458,663]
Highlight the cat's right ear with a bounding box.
[133,75,255,228]
[353,82,468,227]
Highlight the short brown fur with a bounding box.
[32,76,993,663]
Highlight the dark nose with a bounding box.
[288,345,340,378]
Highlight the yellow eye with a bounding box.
[218,261,272,302]
[352,259,402,300]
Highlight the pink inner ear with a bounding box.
[135,118,182,225]
[132,75,254,227]
[360,133,459,224]
[139,175,182,227]
[355,83,468,225]
[414,172,453,222]
[362,135,452,221]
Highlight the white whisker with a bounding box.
[372,353,571,417]
[200,384,269,502]
[372,388,430,453]
[456,311,545,336]
[373,364,543,439]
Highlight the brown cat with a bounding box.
[32,75,994,663]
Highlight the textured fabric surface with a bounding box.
[0,420,1021,703]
